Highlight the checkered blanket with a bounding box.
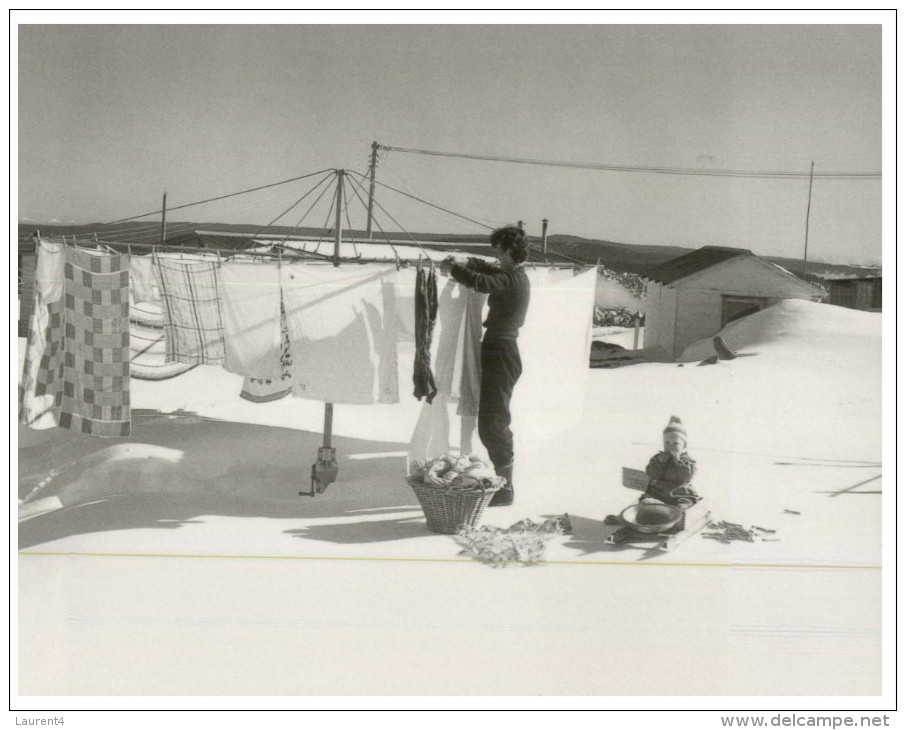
[20,247,132,437]
[154,256,225,365]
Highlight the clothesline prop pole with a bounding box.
[333,170,344,267]
[303,169,345,496]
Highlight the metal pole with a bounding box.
[366,141,378,239]
[803,161,814,263]
[541,218,549,254]
[323,403,333,449]
[306,170,344,496]
[333,170,344,266]
[161,192,167,245]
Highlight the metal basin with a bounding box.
[619,503,683,534]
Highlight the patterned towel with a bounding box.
[240,296,294,403]
[21,247,132,437]
[154,255,225,365]
[19,239,65,429]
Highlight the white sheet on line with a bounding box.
[281,263,400,405]
[219,261,284,380]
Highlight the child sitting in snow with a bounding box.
[642,416,699,508]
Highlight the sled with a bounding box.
[603,467,710,551]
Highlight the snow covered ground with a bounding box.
[16,299,887,701]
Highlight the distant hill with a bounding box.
[18,222,881,281]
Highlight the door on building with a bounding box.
[721,296,768,326]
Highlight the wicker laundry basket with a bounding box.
[407,477,502,534]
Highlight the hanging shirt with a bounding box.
[281,263,400,405]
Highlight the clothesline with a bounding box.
[20,236,600,471]
[23,236,593,270]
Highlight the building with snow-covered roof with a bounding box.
[642,246,824,359]
[820,275,882,312]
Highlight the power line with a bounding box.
[378,145,881,180]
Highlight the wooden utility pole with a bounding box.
[366,141,379,238]
[803,161,814,263]
[160,192,168,244]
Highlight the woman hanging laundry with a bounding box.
[441,226,531,507]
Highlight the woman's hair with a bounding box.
[490,225,529,264]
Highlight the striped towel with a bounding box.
[21,247,132,437]
[154,255,225,365]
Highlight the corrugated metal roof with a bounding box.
[643,246,754,284]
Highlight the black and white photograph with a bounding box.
[12,10,895,719]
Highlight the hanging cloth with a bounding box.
[240,295,294,403]
[19,238,65,429]
[456,287,486,455]
[20,245,132,437]
[456,287,485,418]
[412,264,438,403]
[219,260,283,379]
[281,263,400,405]
[129,254,159,305]
[511,267,598,438]
[407,277,490,464]
[154,255,225,365]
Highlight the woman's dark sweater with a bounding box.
[450,258,531,340]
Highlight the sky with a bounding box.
[16,15,888,264]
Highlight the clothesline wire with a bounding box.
[340,179,360,258]
[346,169,494,231]
[373,167,506,230]
[93,221,166,238]
[102,221,200,245]
[344,174,400,259]
[103,168,336,225]
[280,172,340,247]
[314,179,339,253]
[96,177,310,234]
[240,170,339,250]
[378,145,883,180]
[348,176,433,258]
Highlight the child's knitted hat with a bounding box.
[663,416,687,437]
